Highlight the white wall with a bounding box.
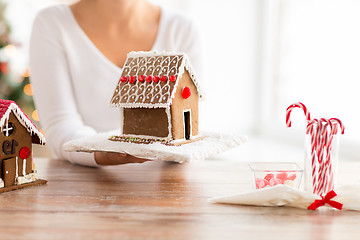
[189,1,259,135]
[5,0,260,135]
[153,0,259,135]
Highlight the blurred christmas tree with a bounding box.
[0,1,39,125]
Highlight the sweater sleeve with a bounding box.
[29,11,98,167]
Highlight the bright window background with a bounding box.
[5,0,258,136]
[259,0,360,159]
[5,0,360,159]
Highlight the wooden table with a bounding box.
[1,156,360,240]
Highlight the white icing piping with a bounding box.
[171,134,203,143]
[110,103,169,109]
[22,159,26,176]
[15,156,18,180]
[183,56,204,99]
[127,51,186,58]
[110,51,204,109]
[0,103,46,144]
[16,172,37,185]
[165,107,172,138]
[167,56,184,106]
[121,134,172,141]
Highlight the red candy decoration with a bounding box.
[146,75,152,83]
[256,178,269,189]
[120,76,128,83]
[0,62,8,74]
[19,147,31,159]
[169,75,176,82]
[129,76,136,84]
[160,76,167,82]
[182,87,191,99]
[276,172,288,183]
[287,174,297,181]
[153,75,160,83]
[138,75,145,82]
[264,174,274,182]
[269,178,282,186]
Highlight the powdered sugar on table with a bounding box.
[63,130,247,163]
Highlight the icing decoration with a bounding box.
[169,75,176,82]
[19,147,31,159]
[165,107,172,139]
[109,135,178,146]
[15,156,18,178]
[120,76,128,83]
[109,51,203,140]
[129,76,136,84]
[16,172,37,185]
[153,75,160,83]
[160,76,167,82]
[138,75,145,82]
[2,122,14,136]
[182,87,191,99]
[3,139,18,155]
[110,51,204,109]
[0,99,46,144]
[146,75,152,83]
[22,159,26,176]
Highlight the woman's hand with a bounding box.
[94,152,152,166]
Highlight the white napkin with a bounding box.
[208,184,360,211]
[63,130,247,163]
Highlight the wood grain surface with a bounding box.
[1,157,359,240]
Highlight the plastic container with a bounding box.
[249,162,303,190]
[304,133,340,195]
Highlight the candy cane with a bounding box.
[315,121,326,194]
[324,123,338,193]
[286,102,311,127]
[316,119,333,195]
[306,119,319,193]
[330,118,345,134]
[286,103,344,196]
[325,119,344,192]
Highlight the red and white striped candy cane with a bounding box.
[316,118,333,195]
[286,102,311,127]
[315,120,325,194]
[325,118,345,192]
[324,122,340,193]
[286,103,344,196]
[330,118,345,134]
[306,119,319,193]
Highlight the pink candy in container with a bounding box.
[249,162,303,189]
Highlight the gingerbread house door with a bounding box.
[184,110,191,140]
[2,157,16,187]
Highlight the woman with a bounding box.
[30,0,202,166]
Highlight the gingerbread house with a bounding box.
[110,51,203,145]
[0,99,47,192]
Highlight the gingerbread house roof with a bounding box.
[110,51,203,108]
[0,99,46,144]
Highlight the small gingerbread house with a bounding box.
[110,51,203,144]
[0,99,46,191]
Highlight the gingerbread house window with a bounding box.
[3,122,15,137]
